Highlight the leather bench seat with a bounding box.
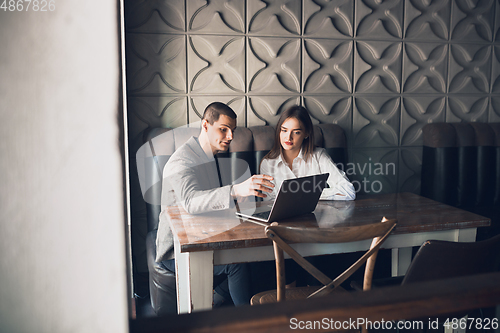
[421,123,500,240]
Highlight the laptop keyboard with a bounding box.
[252,210,271,220]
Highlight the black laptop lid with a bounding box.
[267,173,329,222]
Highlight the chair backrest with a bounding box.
[265,218,397,301]
[402,233,500,285]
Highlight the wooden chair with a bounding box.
[350,233,500,326]
[251,217,397,304]
[352,233,500,290]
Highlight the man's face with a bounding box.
[203,114,237,154]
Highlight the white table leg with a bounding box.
[391,247,412,277]
[456,228,477,242]
[174,240,214,314]
[389,228,478,278]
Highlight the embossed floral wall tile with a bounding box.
[354,41,402,94]
[403,43,448,94]
[248,0,302,36]
[248,37,301,94]
[303,95,353,141]
[303,0,354,38]
[355,0,403,39]
[247,96,301,126]
[491,96,500,122]
[128,96,188,140]
[404,0,451,41]
[125,0,186,33]
[187,0,246,34]
[447,96,490,122]
[190,96,247,127]
[126,34,186,94]
[353,96,401,148]
[451,0,495,42]
[401,96,446,146]
[188,35,246,94]
[449,44,491,94]
[303,39,353,94]
[496,0,500,42]
[492,46,500,93]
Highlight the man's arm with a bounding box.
[164,152,275,214]
[231,174,275,199]
[165,159,233,215]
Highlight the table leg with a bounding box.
[455,228,476,242]
[391,248,412,277]
[174,241,214,314]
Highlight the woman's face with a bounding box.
[279,117,307,154]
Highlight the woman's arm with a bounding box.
[259,158,277,201]
[317,150,356,201]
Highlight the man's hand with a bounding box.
[232,174,274,198]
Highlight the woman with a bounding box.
[260,105,355,201]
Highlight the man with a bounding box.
[156,102,274,306]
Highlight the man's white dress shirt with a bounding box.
[260,147,356,201]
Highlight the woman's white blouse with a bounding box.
[260,147,356,201]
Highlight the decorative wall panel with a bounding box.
[492,96,500,121]
[188,35,246,94]
[404,0,451,41]
[403,43,448,93]
[248,37,301,93]
[190,96,247,127]
[187,0,246,34]
[493,45,500,93]
[247,96,301,126]
[303,0,353,38]
[451,0,494,42]
[303,39,353,93]
[353,96,401,147]
[125,0,186,33]
[355,0,403,39]
[449,44,491,94]
[125,0,500,272]
[354,41,402,94]
[497,1,500,41]
[248,0,302,36]
[128,96,188,131]
[447,96,490,122]
[401,96,446,146]
[303,95,352,140]
[126,34,186,94]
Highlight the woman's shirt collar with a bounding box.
[277,148,305,166]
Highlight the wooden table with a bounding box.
[168,192,491,314]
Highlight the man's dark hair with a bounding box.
[202,102,237,125]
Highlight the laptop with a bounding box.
[236,173,329,223]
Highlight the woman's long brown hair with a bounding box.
[262,105,315,164]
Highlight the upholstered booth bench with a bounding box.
[421,123,500,241]
[141,124,348,315]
